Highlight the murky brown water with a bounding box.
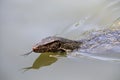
[1,0,120,80]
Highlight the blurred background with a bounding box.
[0,0,120,80]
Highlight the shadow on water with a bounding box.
[23,52,67,71]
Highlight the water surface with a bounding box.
[1,0,120,80]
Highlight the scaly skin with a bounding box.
[33,36,82,53]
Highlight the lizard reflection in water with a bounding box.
[24,29,120,70]
[24,52,66,70]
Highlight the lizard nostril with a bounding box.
[32,47,39,51]
[33,47,36,49]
